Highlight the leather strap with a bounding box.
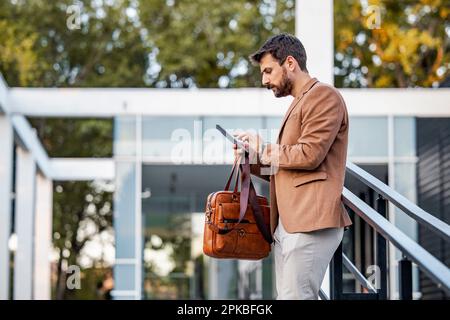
[224,155,241,191]
[224,155,242,195]
[215,155,250,235]
[241,156,273,244]
[248,179,273,243]
[210,154,273,244]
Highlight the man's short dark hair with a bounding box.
[249,33,308,72]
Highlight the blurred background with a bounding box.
[0,0,449,300]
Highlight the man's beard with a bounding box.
[267,68,292,98]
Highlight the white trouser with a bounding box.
[273,218,344,300]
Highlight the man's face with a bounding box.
[259,54,293,98]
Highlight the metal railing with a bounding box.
[342,253,377,294]
[328,162,450,300]
[346,162,450,241]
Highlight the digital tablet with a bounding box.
[216,124,249,153]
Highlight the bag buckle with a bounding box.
[205,204,212,223]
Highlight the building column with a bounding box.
[0,115,13,299]
[33,173,53,300]
[13,147,37,300]
[296,0,334,85]
[112,116,142,300]
[297,0,335,299]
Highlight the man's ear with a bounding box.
[286,56,297,72]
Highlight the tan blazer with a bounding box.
[250,77,352,234]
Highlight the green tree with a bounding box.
[0,0,149,87]
[139,0,295,87]
[0,19,41,86]
[1,0,295,89]
[52,180,113,299]
[334,0,449,88]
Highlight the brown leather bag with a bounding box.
[203,154,273,260]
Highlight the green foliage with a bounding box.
[0,19,41,86]
[52,180,113,299]
[0,0,148,87]
[1,0,447,90]
[0,0,295,88]
[53,267,112,300]
[143,214,192,299]
[139,0,295,87]
[30,118,112,157]
[334,0,450,88]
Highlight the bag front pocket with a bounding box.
[234,229,270,258]
[214,231,237,254]
[219,202,254,223]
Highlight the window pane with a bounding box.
[265,116,282,143]
[203,116,263,164]
[114,162,136,259]
[394,162,417,204]
[348,117,388,157]
[393,161,419,295]
[142,164,230,215]
[114,264,135,291]
[394,162,417,238]
[142,116,199,162]
[114,117,136,156]
[394,117,416,157]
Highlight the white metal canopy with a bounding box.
[8,87,450,118]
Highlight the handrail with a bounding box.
[319,289,329,300]
[346,161,450,242]
[342,188,450,295]
[342,253,377,294]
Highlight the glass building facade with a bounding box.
[112,114,418,299]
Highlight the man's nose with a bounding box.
[262,74,270,87]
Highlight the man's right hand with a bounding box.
[233,143,241,159]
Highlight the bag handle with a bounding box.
[211,155,250,235]
[224,154,241,194]
[209,154,273,244]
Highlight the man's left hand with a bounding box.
[233,130,264,163]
